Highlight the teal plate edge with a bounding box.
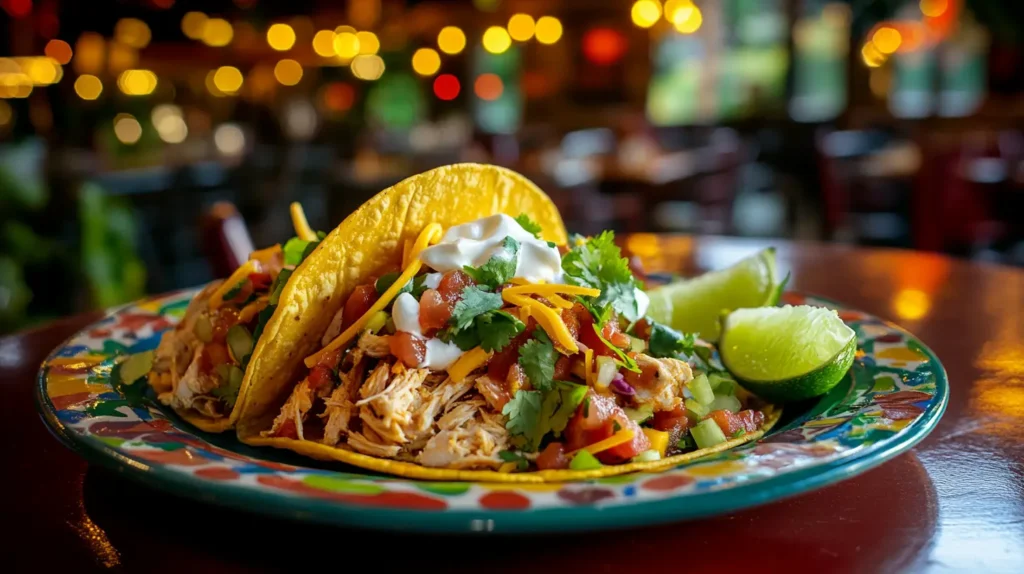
[34,289,948,534]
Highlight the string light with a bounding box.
[73,32,105,75]
[334,32,360,59]
[152,104,188,144]
[181,12,207,40]
[474,73,503,100]
[664,0,693,23]
[115,18,152,49]
[673,4,702,34]
[351,54,384,80]
[74,74,102,100]
[44,39,72,65]
[356,31,380,55]
[482,26,511,54]
[872,26,902,54]
[631,0,662,29]
[412,48,441,76]
[214,123,245,156]
[920,0,948,18]
[274,59,303,86]
[202,18,233,47]
[437,26,466,55]
[113,113,143,145]
[117,69,157,96]
[508,14,535,42]
[213,66,243,94]
[433,74,460,101]
[267,23,296,51]
[535,16,562,44]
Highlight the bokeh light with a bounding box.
[113,114,143,145]
[74,74,102,100]
[117,69,157,96]
[861,41,886,67]
[213,66,243,94]
[482,26,511,54]
[73,32,105,75]
[508,14,535,42]
[673,4,702,33]
[267,23,296,51]
[351,54,384,81]
[152,104,188,144]
[474,73,503,101]
[2,0,32,18]
[631,0,662,29]
[437,26,466,55]
[0,101,11,126]
[872,26,902,54]
[115,18,152,49]
[535,16,562,45]
[433,74,460,101]
[44,39,72,65]
[321,82,355,112]
[312,30,336,57]
[202,18,233,47]
[107,41,138,73]
[0,73,32,98]
[920,0,948,18]
[334,32,360,59]
[583,28,627,66]
[214,123,246,156]
[356,31,380,55]
[22,57,61,85]
[412,48,441,77]
[664,0,693,23]
[274,59,303,86]
[181,12,207,40]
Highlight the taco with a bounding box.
[147,203,326,433]
[236,163,779,481]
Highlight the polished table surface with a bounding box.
[6,236,1023,573]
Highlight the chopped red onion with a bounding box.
[610,374,635,396]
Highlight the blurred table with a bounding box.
[6,236,1023,573]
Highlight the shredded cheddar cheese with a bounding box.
[304,223,443,368]
[544,293,574,309]
[290,202,317,242]
[498,462,517,473]
[580,428,635,456]
[447,346,493,383]
[502,284,600,298]
[504,293,580,353]
[208,260,259,310]
[584,349,594,386]
[238,297,269,323]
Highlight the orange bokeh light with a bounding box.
[433,73,460,101]
[474,73,503,101]
[322,82,355,111]
[44,39,73,65]
[582,27,627,66]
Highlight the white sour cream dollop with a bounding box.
[391,292,464,370]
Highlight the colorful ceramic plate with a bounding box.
[35,288,947,534]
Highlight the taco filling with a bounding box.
[261,213,769,471]
[149,203,324,421]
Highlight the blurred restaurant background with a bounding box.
[0,0,1021,334]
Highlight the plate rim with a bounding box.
[33,289,949,533]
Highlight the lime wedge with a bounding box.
[645,248,784,341]
[719,305,856,403]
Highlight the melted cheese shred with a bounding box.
[447,346,493,383]
[501,284,600,354]
[579,428,636,456]
[304,223,443,368]
[208,260,259,310]
[290,202,317,242]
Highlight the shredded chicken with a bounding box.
[357,331,392,358]
[320,350,367,446]
[359,362,391,400]
[151,280,221,396]
[475,375,511,411]
[262,378,320,440]
[158,344,221,413]
[348,430,402,458]
[632,354,693,411]
[357,366,431,444]
[417,407,508,470]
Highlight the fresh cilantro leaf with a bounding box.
[732,429,747,438]
[514,214,543,238]
[613,420,622,432]
[689,344,728,375]
[498,449,530,471]
[677,433,696,450]
[518,333,558,391]
[647,322,697,358]
[439,325,481,351]
[463,236,520,287]
[212,376,241,409]
[591,324,640,373]
[546,241,557,248]
[477,310,525,352]
[221,280,246,302]
[375,271,403,294]
[503,390,543,451]
[376,272,429,298]
[577,296,613,324]
[541,381,588,437]
[562,231,645,322]
[450,286,503,330]
[283,237,313,266]
[268,268,293,306]
[248,303,277,358]
[582,396,590,418]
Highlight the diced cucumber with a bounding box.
[629,336,647,353]
[624,404,654,424]
[226,324,254,365]
[215,363,233,383]
[569,449,603,470]
[708,373,736,395]
[709,393,741,413]
[684,398,707,420]
[687,373,715,405]
[632,449,661,463]
[691,418,727,449]
[365,311,389,334]
[228,365,244,387]
[193,315,213,343]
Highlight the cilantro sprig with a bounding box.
[517,329,559,391]
[438,286,524,352]
[514,214,543,238]
[561,230,645,323]
[463,236,520,288]
[647,321,697,359]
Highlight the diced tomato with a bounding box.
[308,366,335,391]
[632,318,652,340]
[314,347,344,371]
[602,320,631,349]
[565,392,650,464]
[487,319,537,381]
[437,269,474,304]
[342,284,378,329]
[210,308,239,342]
[275,419,298,440]
[652,405,690,433]
[536,442,570,470]
[418,289,451,333]
[575,306,630,357]
[507,363,528,393]
[553,356,572,381]
[560,306,581,341]
[390,331,426,367]
[708,409,765,436]
[248,272,274,292]
[201,342,229,372]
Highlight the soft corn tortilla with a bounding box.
[244,405,781,483]
[235,162,778,482]
[235,163,568,443]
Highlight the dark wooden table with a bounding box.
[7,236,1023,572]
